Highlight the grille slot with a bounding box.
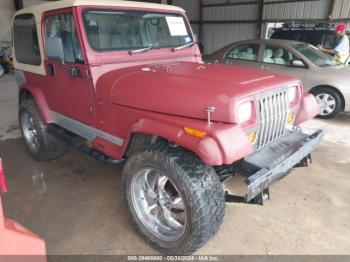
[256,89,288,150]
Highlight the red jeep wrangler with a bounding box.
[12,0,324,254]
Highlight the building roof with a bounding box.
[14,0,185,19]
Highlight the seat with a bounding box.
[273,48,287,65]
[231,48,239,58]
[263,49,274,63]
[61,31,75,63]
[110,32,124,49]
[238,51,247,59]
[246,48,257,61]
[86,20,99,49]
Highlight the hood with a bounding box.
[97,62,298,123]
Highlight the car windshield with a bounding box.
[292,43,337,67]
[83,9,193,52]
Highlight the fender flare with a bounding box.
[129,118,253,166]
[19,84,53,123]
[295,93,319,125]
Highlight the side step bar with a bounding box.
[48,125,124,165]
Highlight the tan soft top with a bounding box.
[13,0,185,76]
[14,0,184,19]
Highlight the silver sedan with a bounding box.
[205,39,350,119]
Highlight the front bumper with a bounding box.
[234,129,325,202]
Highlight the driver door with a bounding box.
[43,9,94,125]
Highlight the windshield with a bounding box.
[292,43,337,67]
[83,9,193,52]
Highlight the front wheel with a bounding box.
[310,87,343,119]
[123,143,225,254]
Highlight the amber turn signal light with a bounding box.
[184,127,207,138]
[248,132,256,143]
[287,113,294,124]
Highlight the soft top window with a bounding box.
[83,9,193,52]
[13,13,41,66]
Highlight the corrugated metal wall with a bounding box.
[172,0,350,54]
[263,0,330,21]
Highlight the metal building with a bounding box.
[172,0,350,54]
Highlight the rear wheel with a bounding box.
[310,87,343,119]
[19,99,66,160]
[123,143,225,254]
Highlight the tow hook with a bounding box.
[295,154,312,168]
[225,187,270,206]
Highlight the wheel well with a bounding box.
[125,133,162,158]
[309,85,346,111]
[19,89,33,105]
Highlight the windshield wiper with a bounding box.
[128,43,158,55]
[171,41,197,52]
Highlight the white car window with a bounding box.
[264,45,298,66]
[226,44,259,62]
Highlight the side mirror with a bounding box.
[45,37,64,62]
[292,60,305,68]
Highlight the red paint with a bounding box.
[17,4,317,166]
[0,161,46,258]
[294,93,320,125]
[0,159,7,193]
[19,79,54,123]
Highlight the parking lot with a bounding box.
[1,74,349,255]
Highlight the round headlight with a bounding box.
[238,101,253,124]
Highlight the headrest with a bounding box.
[273,48,284,58]
[246,48,254,54]
[264,49,273,58]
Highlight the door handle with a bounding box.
[47,64,54,75]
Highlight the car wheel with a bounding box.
[123,142,225,255]
[310,87,343,119]
[19,98,66,160]
[0,64,4,78]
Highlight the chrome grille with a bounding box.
[256,89,289,150]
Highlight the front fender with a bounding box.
[19,84,53,123]
[294,93,319,125]
[131,118,253,166]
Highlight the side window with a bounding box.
[226,44,259,62]
[263,45,299,66]
[13,14,41,65]
[45,13,84,63]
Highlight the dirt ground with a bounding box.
[0,75,349,255]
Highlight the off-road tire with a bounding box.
[19,98,66,160]
[123,143,225,255]
[310,87,343,119]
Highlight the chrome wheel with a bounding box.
[21,111,40,153]
[131,167,187,242]
[315,93,336,116]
